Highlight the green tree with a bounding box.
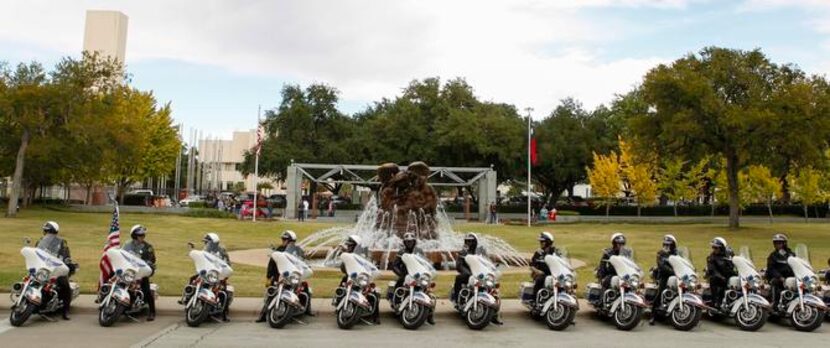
[658,158,707,216]
[630,47,830,228]
[745,165,782,223]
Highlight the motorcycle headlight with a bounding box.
[484,274,496,288]
[35,268,50,282]
[418,274,431,288]
[122,269,136,283]
[684,275,698,289]
[289,273,301,286]
[357,274,369,288]
[745,275,760,290]
[205,270,220,284]
[803,276,819,292]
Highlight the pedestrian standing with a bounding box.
[488,201,497,224]
[302,198,310,220]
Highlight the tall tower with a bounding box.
[83,10,128,63]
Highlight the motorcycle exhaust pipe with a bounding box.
[184,285,196,296]
[266,286,279,297]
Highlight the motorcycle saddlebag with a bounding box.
[519,282,535,302]
[586,283,602,303]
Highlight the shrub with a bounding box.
[184,208,235,219]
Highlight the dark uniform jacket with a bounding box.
[597,248,623,281]
[654,249,677,280]
[124,240,157,275]
[457,245,487,276]
[765,249,795,281]
[705,252,735,284]
[531,247,560,278]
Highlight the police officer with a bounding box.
[530,231,560,302]
[257,230,308,322]
[650,234,678,325]
[391,232,425,289]
[765,233,795,309]
[36,221,74,320]
[336,235,379,324]
[452,233,487,302]
[705,237,734,311]
[123,225,157,321]
[203,232,231,321]
[597,233,627,290]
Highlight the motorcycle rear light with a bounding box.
[12,282,23,292]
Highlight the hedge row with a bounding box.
[557,204,829,217]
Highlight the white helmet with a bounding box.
[42,221,60,234]
[281,230,297,242]
[538,231,554,243]
[711,237,727,249]
[663,234,677,246]
[345,234,361,246]
[204,232,220,243]
[610,232,626,245]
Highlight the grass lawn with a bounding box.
[1,207,829,299]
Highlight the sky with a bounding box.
[1,0,830,140]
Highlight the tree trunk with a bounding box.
[85,183,93,205]
[605,201,610,217]
[673,204,678,217]
[803,204,808,223]
[767,198,773,224]
[814,205,819,220]
[725,151,741,229]
[637,204,642,217]
[6,130,30,217]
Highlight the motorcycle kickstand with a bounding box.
[124,314,140,322]
[359,318,377,326]
[39,314,57,322]
[291,317,308,325]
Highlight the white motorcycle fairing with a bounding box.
[189,250,233,280]
[271,251,313,280]
[17,247,71,307]
[402,253,436,284]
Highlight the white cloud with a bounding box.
[0,0,675,117]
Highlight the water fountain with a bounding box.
[297,162,528,270]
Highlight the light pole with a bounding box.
[525,107,533,227]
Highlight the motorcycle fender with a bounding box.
[465,292,498,312]
[279,290,302,308]
[23,284,42,305]
[610,293,646,313]
[403,291,435,308]
[667,293,708,313]
[349,291,371,310]
[197,287,218,305]
[787,294,828,314]
[729,294,771,315]
[543,292,579,314]
[112,286,132,306]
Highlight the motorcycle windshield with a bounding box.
[272,251,313,279]
[668,254,696,278]
[402,253,436,278]
[21,246,70,278]
[465,254,500,280]
[609,254,642,278]
[107,248,152,279]
[795,243,810,264]
[341,252,380,280]
[677,246,693,264]
[731,255,759,279]
[738,245,752,261]
[544,253,574,277]
[787,256,816,279]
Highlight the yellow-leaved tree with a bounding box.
[788,166,825,222]
[619,138,658,216]
[587,151,621,217]
[745,165,782,223]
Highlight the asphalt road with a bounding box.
[0,297,827,348]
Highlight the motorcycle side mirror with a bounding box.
[23,237,31,245]
[187,242,195,249]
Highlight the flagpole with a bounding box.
[253,105,261,222]
[526,107,533,227]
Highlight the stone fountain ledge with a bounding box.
[228,248,586,273]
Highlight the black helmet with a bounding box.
[42,221,60,234]
[130,224,147,239]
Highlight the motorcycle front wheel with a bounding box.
[734,302,767,331]
[98,301,126,327]
[400,303,429,330]
[791,305,823,332]
[670,304,702,331]
[336,303,360,330]
[268,301,293,329]
[464,304,493,330]
[613,303,641,331]
[186,300,210,327]
[9,302,36,327]
[545,305,576,331]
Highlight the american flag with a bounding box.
[98,205,121,287]
[255,117,263,156]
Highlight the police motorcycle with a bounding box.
[180,242,234,327]
[264,250,313,328]
[520,248,578,330]
[453,254,502,330]
[385,253,437,330]
[97,247,158,326]
[701,246,770,331]
[9,238,79,326]
[586,248,647,330]
[646,246,708,331]
[333,252,381,329]
[765,244,826,331]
